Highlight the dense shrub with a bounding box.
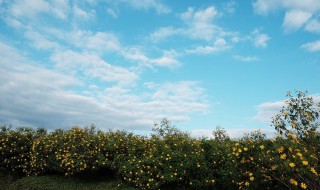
[0,91,319,189]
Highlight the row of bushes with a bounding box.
[0,91,319,189]
[1,125,319,189]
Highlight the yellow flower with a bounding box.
[289,163,295,167]
[289,178,298,186]
[280,153,287,159]
[278,146,284,153]
[243,147,248,151]
[311,167,318,176]
[291,123,297,127]
[245,182,250,186]
[250,177,254,181]
[260,145,265,150]
[302,161,308,166]
[296,152,302,157]
[300,183,307,189]
[290,133,297,139]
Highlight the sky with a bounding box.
[0,0,320,138]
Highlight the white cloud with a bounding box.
[51,50,138,86]
[283,10,312,32]
[186,38,230,54]
[150,6,226,42]
[234,55,259,62]
[8,0,70,20]
[0,42,209,131]
[190,128,277,139]
[252,0,281,15]
[114,0,171,14]
[86,32,121,51]
[253,0,320,34]
[122,48,180,68]
[24,29,61,50]
[9,0,50,19]
[106,8,118,18]
[253,94,320,123]
[305,19,320,33]
[253,0,320,15]
[151,57,180,68]
[301,40,320,52]
[150,27,181,42]
[252,29,270,48]
[73,5,95,20]
[223,1,237,14]
[253,101,285,123]
[2,16,23,29]
[180,6,220,41]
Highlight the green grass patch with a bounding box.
[0,171,136,190]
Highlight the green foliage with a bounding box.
[212,125,230,141]
[0,91,319,189]
[272,90,320,139]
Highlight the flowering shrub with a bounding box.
[0,91,319,189]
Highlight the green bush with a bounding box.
[0,91,319,189]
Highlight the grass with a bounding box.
[0,169,137,190]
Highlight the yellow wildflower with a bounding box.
[243,147,248,151]
[289,163,295,167]
[300,183,307,189]
[278,146,284,153]
[311,167,318,176]
[250,177,254,181]
[280,153,287,159]
[245,182,250,186]
[302,161,308,166]
[289,178,298,186]
[260,145,265,150]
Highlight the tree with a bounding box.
[271,90,320,139]
[212,125,230,141]
[152,118,182,138]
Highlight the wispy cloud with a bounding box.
[283,10,311,33]
[253,0,320,34]
[0,42,208,130]
[190,128,277,139]
[150,6,236,55]
[252,94,320,123]
[234,55,259,62]
[305,19,320,33]
[111,0,171,14]
[180,6,220,41]
[223,1,237,14]
[51,50,138,86]
[185,38,230,54]
[252,28,270,48]
[150,6,229,42]
[301,40,320,52]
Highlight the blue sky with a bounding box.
[0,0,320,138]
